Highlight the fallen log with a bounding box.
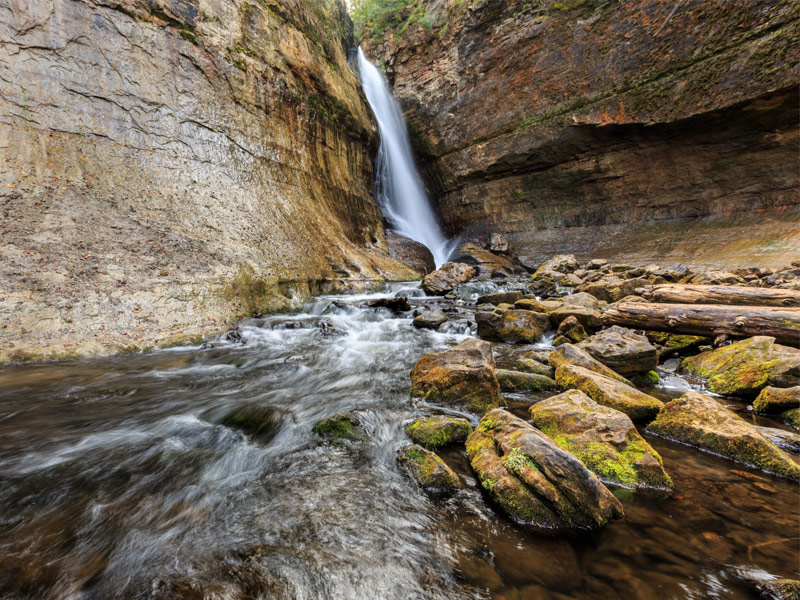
[603,302,800,347]
[639,284,800,307]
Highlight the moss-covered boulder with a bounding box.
[496,369,558,392]
[476,309,550,343]
[646,332,710,352]
[397,444,461,492]
[409,338,503,413]
[530,390,672,490]
[755,578,800,600]
[577,326,658,375]
[465,409,623,531]
[516,357,555,378]
[680,336,800,397]
[646,392,800,480]
[548,343,632,386]
[406,415,472,449]
[753,386,800,414]
[553,315,588,347]
[312,412,366,442]
[555,363,663,422]
[781,408,800,430]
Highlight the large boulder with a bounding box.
[530,390,672,490]
[554,364,664,422]
[577,326,658,375]
[646,392,800,480]
[397,444,461,492]
[752,386,800,414]
[406,415,472,449]
[548,343,632,385]
[496,369,558,392]
[421,262,477,295]
[476,309,550,343]
[409,338,503,413]
[450,242,526,278]
[466,409,623,531]
[680,336,800,396]
[386,231,436,275]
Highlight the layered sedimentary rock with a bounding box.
[367,0,800,268]
[0,0,414,363]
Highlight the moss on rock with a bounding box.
[753,386,800,414]
[312,412,366,442]
[496,369,558,392]
[406,415,472,449]
[397,444,461,492]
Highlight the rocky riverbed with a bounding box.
[1,248,798,599]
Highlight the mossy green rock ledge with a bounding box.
[397,444,461,493]
[312,412,366,442]
[753,386,800,414]
[646,392,800,481]
[554,363,663,423]
[530,390,673,491]
[680,336,800,397]
[406,416,472,449]
[410,338,503,413]
[548,343,632,386]
[465,409,623,532]
[496,369,558,392]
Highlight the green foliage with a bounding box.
[350,0,436,42]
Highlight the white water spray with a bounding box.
[357,48,451,267]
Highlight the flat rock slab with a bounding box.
[476,309,550,343]
[466,409,623,532]
[397,444,461,492]
[410,338,502,413]
[548,343,632,385]
[530,390,672,490]
[577,325,658,375]
[555,363,663,422]
[680,336,800,396]
[646,391,800,480]
[406,415,472,449]
[421,262,477,295]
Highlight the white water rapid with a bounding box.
[357,48,452,267]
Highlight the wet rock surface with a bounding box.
[406,415,472,449]
[412,311,448,330]
[466,409,623,531]
[476,309,550,344]
[386,231,436,275]
[421,262,477,295]
[753,386,800,415]
[397,444,461,493]
[577,326,658,375]
[496,369,557,393]
[647,392,800,481]
[548,344,632,386]
[312,412,367,442]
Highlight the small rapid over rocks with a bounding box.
[357,49,452,267]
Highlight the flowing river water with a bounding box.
[0,282,798,600]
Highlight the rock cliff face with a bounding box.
[0,0,414,363]
[367,0,800,269]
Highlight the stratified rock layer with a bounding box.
[368,0,800,268]
[0,0,414,363]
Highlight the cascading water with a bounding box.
[357,48,452,267]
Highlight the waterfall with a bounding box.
[357,48,451,268]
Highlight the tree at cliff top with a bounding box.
[350,0,434,41]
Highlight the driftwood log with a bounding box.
[639,284,800,307]
[603,302,800,346]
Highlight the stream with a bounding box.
[0,282,798,600]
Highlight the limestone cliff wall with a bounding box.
[367,0,800,269]
[0,0,414,363]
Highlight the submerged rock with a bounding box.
[646,392,800,480]
[577,326,658,375]
[386,231,436,275]
[476,309,550,343]
[397,444,461,492]
[421,262,477,295]
[753,386,800,414]
[680,336,800,396]
[496,369,557,392]
[406,415,472,449]
[554,363,663,422]
[312,412,366,442]
[548,343,632,386]
[220,405,282,441]
[553,315,588,347]
[466,409,623,531]
[409,338,503,413]
[754,425,800,454]
[530,390,672,490]
[412,311,448,330]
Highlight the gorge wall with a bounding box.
[0,0,415,363]
[366,0,800,269]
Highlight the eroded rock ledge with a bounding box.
[367,0,800,268]
[0,0,415,363]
